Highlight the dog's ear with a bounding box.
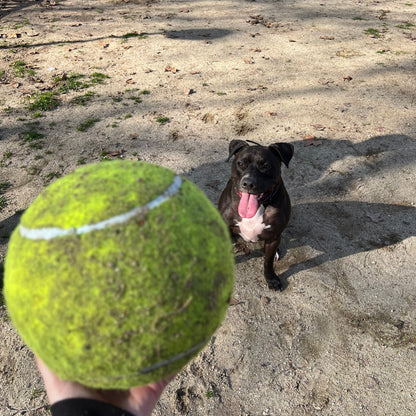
[227,140,249,161]
[269,143,294,168]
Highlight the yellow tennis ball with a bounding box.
[4,160,234,389]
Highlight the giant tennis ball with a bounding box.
[4,160,234,389]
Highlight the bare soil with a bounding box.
[1,1,415,415]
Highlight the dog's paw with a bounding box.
[266,277,283,291]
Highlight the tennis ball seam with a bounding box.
[19,176,182,240]
[82,338,209,383]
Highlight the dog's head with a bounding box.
[227,140,294,217]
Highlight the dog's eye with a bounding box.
[237,160,247,169]
[258,162,271,172]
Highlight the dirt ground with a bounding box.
[0,0,415,415]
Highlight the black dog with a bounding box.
[218,140,294,290]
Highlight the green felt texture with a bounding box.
[4,161,234,389]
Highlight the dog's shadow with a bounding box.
[276,201,415,284]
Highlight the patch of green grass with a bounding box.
[0,69,4,78]
[112,96,123,103]
[31,111,44,118]
[54,73,88,93]
[121,31,148,40]
[77,118,100,132]
[396,22,415,30]
[12,60,35,77]
[129,96,142,104]
[27,91,60,111]
[12,18,30,29]
[364,28,382,38]
[0,153,12,167]
[30,388,45,399]
[27,166,41,175]
[77,158,87,165]
[20,130,45,143]
[206,390,215,399]
[71,91,95,106]
[216,92,227,96]
[0,196,8,211]
[124,113,132,119]
[0,182,11,193]
[45,172,61,180]
[353,16,368,21]
[156,116,170,124]
[3,107,13,114]
[90,72,110,85]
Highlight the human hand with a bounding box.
[35,356,173,416]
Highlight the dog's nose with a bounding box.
[241,177,257,192]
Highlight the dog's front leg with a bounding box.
[264,239,282,290]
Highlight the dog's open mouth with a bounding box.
[238,192,264,219]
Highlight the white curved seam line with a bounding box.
[87,339,208,382]
[139,339,207,374]
[19,176,183,241]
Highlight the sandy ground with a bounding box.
[1,0,416,415]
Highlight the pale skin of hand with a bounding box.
[36,356,173,416]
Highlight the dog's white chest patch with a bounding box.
[236,205,271,242]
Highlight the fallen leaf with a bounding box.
[343,75,353,82]
[202,113,215,123]
[7,33,22,38]
[70,23,82,27]
[190,71,200,75]
[165,65,177,73]
[107,149,124,157]
[122,45,132,50]
[261,296,271,304]
[303,135,323,146]
[125,78,135,84]
[311,124,326,131]
[230,297,242,306]
[320,35,334,40]
[252,48,262,52]
[183,88,194,95]
[129,134,138,140]
[244,58,255,64]
[267,111,278,116]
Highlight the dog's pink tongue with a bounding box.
[238,192,259,219]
